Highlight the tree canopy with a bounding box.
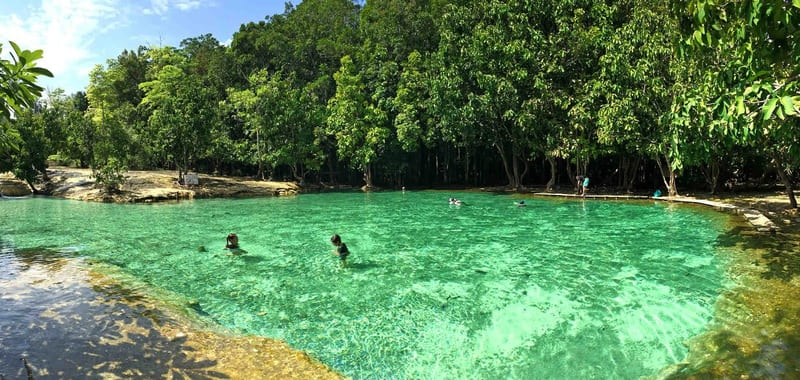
[6,0,800,206]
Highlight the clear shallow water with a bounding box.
[0,192,733,379]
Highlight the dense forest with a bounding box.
[1,0,799,206]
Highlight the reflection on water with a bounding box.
[0,246,341,379]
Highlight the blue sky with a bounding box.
[0,0,294,94]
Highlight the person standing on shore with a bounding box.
[582,176,590,196]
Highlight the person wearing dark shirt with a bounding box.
[330,234,350,267]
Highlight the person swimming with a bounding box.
[330,234,350,267]
[517,200,527,207]
[226,233,239,249]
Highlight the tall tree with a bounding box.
[228,70,323,182]
[327,55,389,188]
[434,0,548,189]
[86,64,132,191]
[61,91,96,167]
[8,107,48,192]
[594,1,683,195]
[139,49,215,183]
[677,0,800,206]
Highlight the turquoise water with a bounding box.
[1,192,732,379]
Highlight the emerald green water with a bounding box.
[1,192,732,379]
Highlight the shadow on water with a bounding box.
[0,247,227,379]
[237,254,264,265]
[345,261,380,270]
[664,224,800,378]
[714,226,800,282]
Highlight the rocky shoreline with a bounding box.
[0,251,342,379]
[3,168,797,233]
[2,167,301,202]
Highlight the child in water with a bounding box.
[330,234,350,267]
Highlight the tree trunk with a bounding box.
[328,155,337,183]
[256,130,264,180]
[512,155,521,190]
[546,156,557,191]
[655,154,678,197]
[669,169,677,197]
[519,156,529,189]
[566,162,576,191]
[700,159,720,195]
[621,157,640,193]
[774,156,798,208]
[495,143,517,188]
[290,163,305,184]
[364,164,374,188]
[464,149,470,186]
[176,157,184,185]
[25,179,39,194]
[434,154,440,185]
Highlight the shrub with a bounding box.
[92,157,126,193]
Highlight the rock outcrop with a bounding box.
[0,174,32,196]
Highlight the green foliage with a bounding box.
[92,156,127,193]
[61,92,96,167]
[433,0,555,188]
[23,0,795,196]
[395,51,435,151]
[0,123,21,172]
[8,109,48,189]
[1,41,52,171]
[327,55,390,185]
[227,70,323,181]
[230,0,360,86]
[139,48,216,181]
[676,0,800,204]
[0,41,54,122]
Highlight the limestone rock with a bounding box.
[0,177,32,196]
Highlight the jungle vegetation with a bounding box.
[1,0,798,206]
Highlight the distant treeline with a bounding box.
[3,0,799,206]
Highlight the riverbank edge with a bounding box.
[530,192,779,234]
[6,168,792,234]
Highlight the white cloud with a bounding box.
[143,0,212,16]
[0,0,125,92]
[175,1,202,11]
[143,0,168,15]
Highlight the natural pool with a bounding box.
[1,192,736,379]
